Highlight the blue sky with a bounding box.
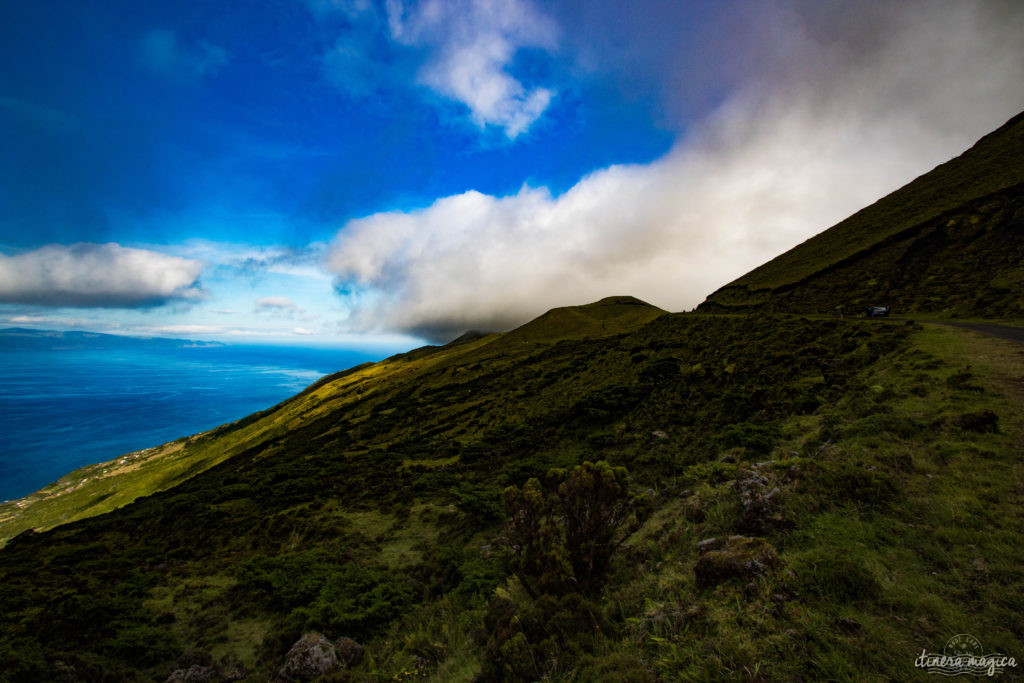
[2,0,1023,346]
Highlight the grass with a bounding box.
[1,308,1022,680]
[599,321,1024,680]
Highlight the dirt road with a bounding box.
[932,321,1024,346]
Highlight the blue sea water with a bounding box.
[0,344,395,502]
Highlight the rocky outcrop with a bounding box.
[164,651,245,682]
[734,467,784,534]
[694,535,779,588]
[165,665,220,683]
[276,632,338,682]
[275,631,365,681]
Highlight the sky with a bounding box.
[1,0,1023,346]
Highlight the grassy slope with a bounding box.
[0,297,663,546]
[608,322,1024,679]
[702,110,1024,310]
[0,336,494,546]
[2,308,1022,681]
[704,183,1024,317]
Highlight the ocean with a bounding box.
[0,344,395,502]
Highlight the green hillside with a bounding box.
[2,302,1023,680]
[701,111,1024,314]
[498,296,666,345]
[0,297,663,547]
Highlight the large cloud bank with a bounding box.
[0,243,204,307]
[329,1,1024,341]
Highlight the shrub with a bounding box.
[501,461,648,597]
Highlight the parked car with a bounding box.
[865,306,891,317]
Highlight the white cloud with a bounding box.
[3,314,120,331]
[0,243,204,308]
[329,1,1024,341]
[373,0,558,138]
[222,329,273,337]
[293,327,316,335]
[140,29,228,82]
[138,324,224,336]
[255,296,298,311]
[171,240,334,282]
[412,0,556,138]
[254,296,322,324]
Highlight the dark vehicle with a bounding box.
[865,306,891,317]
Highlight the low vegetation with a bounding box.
[2,305,1022,680]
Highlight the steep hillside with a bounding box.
[701,110,1024,314]
[2,305,1023,681]
[0,297,663,545]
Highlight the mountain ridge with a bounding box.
[701,110,1024,313]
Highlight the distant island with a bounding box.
[0,327,224,351]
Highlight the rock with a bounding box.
[735,468,784,534]
[218,655,247,681]
[276,631,339,682]
[165,665,220,683]
[166,650,245,682]
[334,637,364,669]
[694,535,779,588]
[735,468,769,489]
[812,439,834,457]
[651,430,669,440]
[696,537,722,553]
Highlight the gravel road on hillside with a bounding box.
[932,321,1024,346]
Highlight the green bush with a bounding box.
[501,461,646,597]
